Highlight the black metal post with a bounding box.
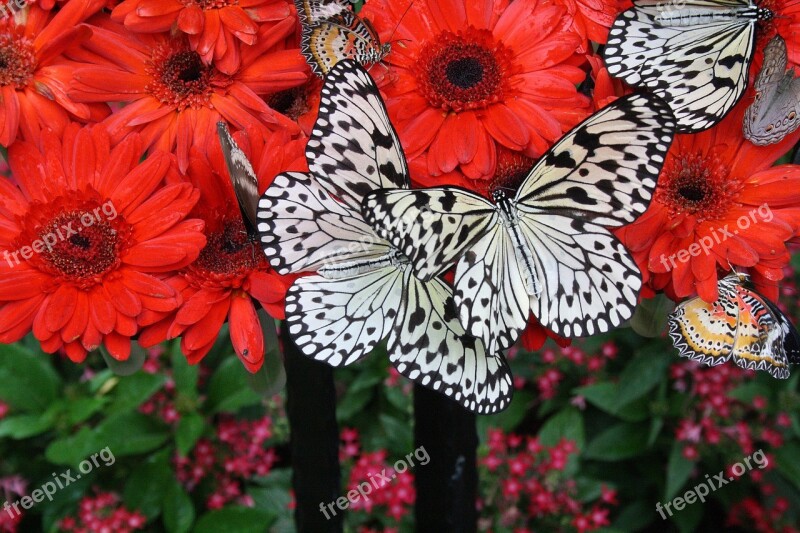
[413,383,478,532]
[282,323,343,532]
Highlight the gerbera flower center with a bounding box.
[146,42,226,110]
[415,28,512,112]
[21,205,130,289]
[0,32,36,89]
[268,86,310,121]
[481,150,535,198]
[188,218,266,287]
[656,152,740,220]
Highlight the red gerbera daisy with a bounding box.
[111,0,294,75]
[139,127,306,372]
[360,0,591,184]
[68,18,307,172]
[0,0,108,146]
[553,0,621,46]
[265,76,322,136]
[0,124,206,362]
[615,103,800,303]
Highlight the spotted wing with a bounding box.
[257,172,390,275]
[604,0,758,132]
[217,122,259,237]
[668,291,737,366]
[363,187,499,280]
[514,93,675,226]
[453,224,531,354]
[293,0,350,25]
[306,60,409,208]
[743,35,800,145]
[516,214,641,338]
[301,13,388,78]
[728,283,791,378]
[284,266,404,365]
[388,274,513,414]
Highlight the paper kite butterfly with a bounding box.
[256,60,512,414]
[362,93,677,354]
[217,122,260,240]
[295,0,390,77]
[668,272,800,378]
[604,0,775,132]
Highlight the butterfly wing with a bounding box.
[307,60,409,208]
[301,12,389,78]
[363,187,499,280]
[518,215,642,337]
[257,172,390,275]
[604,0,758,132]
[388,273,513,414]
[668,287,738,367]
[294,0,350,24]
[729,283,791,378]
[285,267,404,366]
[515,93,675,226]
[744,36,800,145]
[217,122,259,237]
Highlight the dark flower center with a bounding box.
[0,29,36,89]
[146,42,229,110]
[182,0,236,9]
[415,28,512,112]
[268,84,312,121]
[188,218,266,286]
[656,152,739,220]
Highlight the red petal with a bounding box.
[229,293,264,372]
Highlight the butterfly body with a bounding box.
[257,61,512,413]
[605,0,770,132]
[669,272,800,378]
[364,93,677,353]
[743,35,800,145]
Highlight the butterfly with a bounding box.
[604,0,774,132]
[295,0,390,77]
[362,93,677,354]
[217,122,260,239]
[256,60,512,413]
[744,34,800,145]
[668,272,800,378]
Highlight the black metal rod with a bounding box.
[282,323,343,532]
[413,384,478,532]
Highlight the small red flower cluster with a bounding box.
[479,431,617,532]
[58,491,147,533]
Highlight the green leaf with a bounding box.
[0,411,56,439]
[124,450,172,519]
[613,500,656,532]
[775,442,800,491]
[45,426,101,465]
[107,372,166,414]
[575,382,618,414]
[65,397,107,425]
[95,412,170,457]
[337,387,373,421]
[670,495,703,533]
[194,507,274,533]
[163,476,195,533]
[584,422,650,461]
[0,343,61,411]
[207,358,263,413]
[175,412,206,457]
[630,294,675,338]
[538,406,585,448]
[616,352,670,407]
[727,382,772,403]
[246,314,285,397]
[100,342,147,376]
[665,440,695,501]
[171,343,199,401]
[379,413,412,455]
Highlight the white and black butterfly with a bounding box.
[669,272,800,378]
[604,0,773,132]
[744,34,800,145]
[256,60,512,413]
[362,93,677,354]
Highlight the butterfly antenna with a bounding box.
[385,0,415,47]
